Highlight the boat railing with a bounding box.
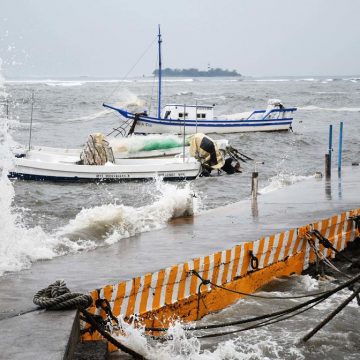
[106,117,134,138]
[247,107,297,120]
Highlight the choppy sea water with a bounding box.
[1,75,360,359]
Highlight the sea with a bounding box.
[0,74,360,359]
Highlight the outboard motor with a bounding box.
[189,133,225,171]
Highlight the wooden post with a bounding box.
[251,172,258,200]
[325,154,331,179]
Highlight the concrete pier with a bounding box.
[0,166,359,359]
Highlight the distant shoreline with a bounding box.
[153,68,241,77]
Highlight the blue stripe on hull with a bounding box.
[136,119,292,127]
[8,173,197,182]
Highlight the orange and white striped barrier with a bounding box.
[81,208,360,344]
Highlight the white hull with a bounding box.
[10,154,201,182]
[22,145,183,159]
[133,120,292,135]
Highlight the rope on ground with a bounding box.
[33,280,93,310]
[32,280,148,359]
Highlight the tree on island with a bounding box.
[153,67,241,77]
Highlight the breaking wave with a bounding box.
[57,180,199,245]
[0,66,198,276]
[0,61,58,276]
[105,275,355,360]
[299,105,360,112]
[259,172,315,194]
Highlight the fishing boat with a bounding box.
[9,133,201,182]
[104,27,297,135]
[9,152,201,182]
[9,132,247,182]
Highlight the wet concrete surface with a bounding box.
[0,166,359,359]
[0,309,78,360]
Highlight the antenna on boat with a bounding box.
[183,104,186,162]
[157,25,162,119]
[28,90,34,151]
[195,99,198,133]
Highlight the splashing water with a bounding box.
[0,59,61,275]
[0,61,200,276]
[57,179,200,246]
[259,172,315,195]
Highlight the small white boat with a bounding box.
[104,27,297,135]
[9,132,247,182]
[9,152,201,182]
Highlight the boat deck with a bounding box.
[0,166,359,359]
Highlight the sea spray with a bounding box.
[57,179,201,245]
[0,60,59,275]
[259,172,315,195]
[105,275,352,360]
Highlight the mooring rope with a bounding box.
[191,270,330,300]
[308,229,353,264]
[33,280,93,310]
[144,272,360,333]
[31,280,148,359]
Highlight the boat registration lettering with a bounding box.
[138,121,152,127]
[96,174,130,179]
[158,172,185,177]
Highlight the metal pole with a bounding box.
[28,91,34,151]
[328,124,333,163]
[183,104,186,162]
[157,25,162,119]
[338,121,343,175]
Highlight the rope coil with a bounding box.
[33,280,93,310]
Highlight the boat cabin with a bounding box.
[162,104,214,120]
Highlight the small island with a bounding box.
[153,67,241,77]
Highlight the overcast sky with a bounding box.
[1,0,359,78]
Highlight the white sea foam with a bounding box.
[57,180,200,245]
[253,78,290,82]
[0,60,59,275]
[299,105,360,112]
[108,313,303,359]
[259,172,315,195]
[45,81,84,87]
[105,274,351,360]
[0,67,200,276]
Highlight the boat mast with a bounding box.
[157,25,162,119]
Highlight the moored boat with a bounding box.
[9,154,201,182]
[104,27,297,135]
